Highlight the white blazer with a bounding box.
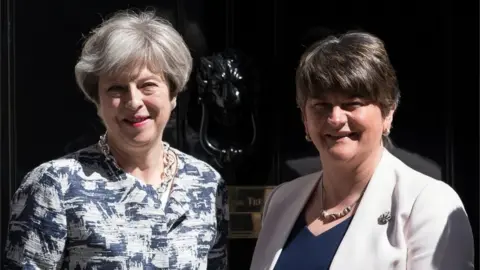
[250,149,474,270]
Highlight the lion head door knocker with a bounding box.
[196,49,258,171]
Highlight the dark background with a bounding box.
[1,0,478,269]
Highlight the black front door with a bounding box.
[1,0,478,268]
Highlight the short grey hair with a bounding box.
[75,10,193,104]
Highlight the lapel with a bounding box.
[164,173,190,232]
[330,149,397,269]
[264,173,321,270]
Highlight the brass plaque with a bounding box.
[228,186,275,239]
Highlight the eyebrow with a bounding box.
[100,71,166,87]
[138,75,163,82]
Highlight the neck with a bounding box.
[320,147,384,206]
[107,136,165,186]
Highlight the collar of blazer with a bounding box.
[255,148,397,270]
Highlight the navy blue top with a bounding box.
[274,211,352,270]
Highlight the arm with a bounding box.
[4,165,67,270]
[207,176,229,270]
[406,181,474,270]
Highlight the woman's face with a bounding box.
[303,93,394,164]
[97,66,175,149]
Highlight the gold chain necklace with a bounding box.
[320,179,366,223]
[98,133,178,193]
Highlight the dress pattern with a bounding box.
[4,143,228,270]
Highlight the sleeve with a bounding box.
[3,165,67,270]
[406,181,474,270]
[207,175,229,270]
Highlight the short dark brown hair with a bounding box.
[296,31,400,116]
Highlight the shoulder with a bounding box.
[385,149,441,193]
[172,147,223,185]
[412,178,466,219]
[171,148,228,200]
[17,145,102,194]
[272,172,320,199]
[171,148,227,215]
[264,172,320,215]
[389,146,442,180]
[395,159,474,267]
[386,150,466,218]
[11,155,82,214]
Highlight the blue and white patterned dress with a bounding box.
[4,142,229,270]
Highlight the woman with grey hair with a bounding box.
[250,32,473,270]
[4,10,228,270]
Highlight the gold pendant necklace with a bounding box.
[320,180,365,223]
[159,147,178,193]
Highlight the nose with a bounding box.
[125,86,144,111]
[327,106,347,127]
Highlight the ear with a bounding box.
[383,106,396,133]
[300,107,309,134]
[299,104,307,121]
[96,104,102,117]
[171,97,177,110]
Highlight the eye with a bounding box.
[141,82,158,88]
[106,85,127,97]
[107,85,125,92]
[140,82,160,94]
[312,102,330,109]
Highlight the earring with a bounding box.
[305,134,312,142]
[383,129,390,136]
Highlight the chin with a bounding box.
[121,129,160,146]
[328,151,356,161]
[323,145,358,162]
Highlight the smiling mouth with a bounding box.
[123,116,151,126]
[325,133,359,140]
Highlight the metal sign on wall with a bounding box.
[228,186,275,239]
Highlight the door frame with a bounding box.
[0,0,17,263]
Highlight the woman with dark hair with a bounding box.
[250,31,473,270]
